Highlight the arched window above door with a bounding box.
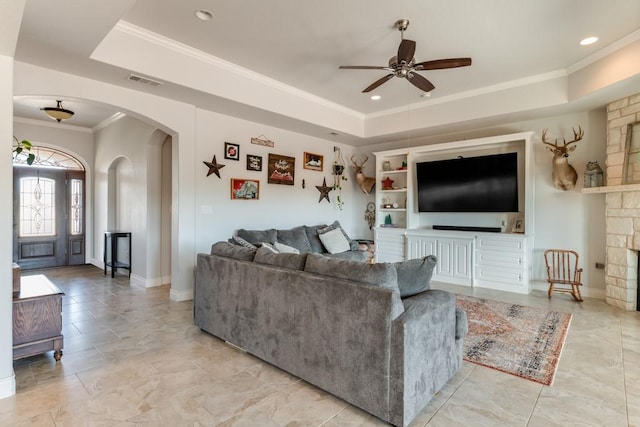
[13,146,84,170]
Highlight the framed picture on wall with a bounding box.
[246,155,262,171]
[303,152,323,171]
[267,153,295,185]
[230,178,260,200]
[224,142,240,161]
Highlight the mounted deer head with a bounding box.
[542,126,584,190]
[350,154,376,194]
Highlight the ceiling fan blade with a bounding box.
[339,65,391,70]
[362,74,394,93]
[407,73,435,92]
[397,39,416,64]
[414,58,472,70]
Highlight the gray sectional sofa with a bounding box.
[194,241,468,427]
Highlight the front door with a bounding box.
[13,167,86,269]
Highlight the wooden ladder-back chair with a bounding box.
[544,249,583,302]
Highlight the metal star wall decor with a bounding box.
[203,155,225,178]
[316,177,333,203]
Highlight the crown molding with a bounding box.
[567,28,640,74]
[92,112,126,132]
[115,21,365,121]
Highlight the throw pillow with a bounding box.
[254,247,307,270]
[259,242,278,253]
[304,224,327,253]
[235,228,277,245]
[318,227,350,254]
[394,255,437,298]
[318,220,359,251]
[232,235,258,249]
[273,242,300,254]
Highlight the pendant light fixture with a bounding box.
[41,100,74,123]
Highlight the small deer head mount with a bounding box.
[542,126,584,191]
[350,154,376,194]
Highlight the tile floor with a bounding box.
[1,265,639,426]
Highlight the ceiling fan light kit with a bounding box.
[41,100,74,123]
[339,19,472,93]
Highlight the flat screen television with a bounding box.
[416,152,518,213]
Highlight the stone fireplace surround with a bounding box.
[600,94,640,310]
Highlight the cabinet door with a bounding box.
[435,239,454,279]
[453,238,473,281]
[374,229,405,262]
[406,235,437,260]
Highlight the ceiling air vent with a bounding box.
[126,74,164,87]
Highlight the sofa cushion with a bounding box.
[276,226,312,253]
[211,241,256,261]
[395,255,437,298]
[304,224,327,253]
[318,227,351,254]
[304,253,398,291]
[254,247,307,270]
[235,228,277,245]
[274,242,301,254]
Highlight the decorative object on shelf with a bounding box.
[542,126,583,190]
[365,202,376,229]
[382,160,392,171]
[250,134,275,147]
[381,176,395,190]
[13,136,35,165]
[268,153,295,185]
[622,121,640,184]
[392,202,399,208]
[203,155,225,178]
[246,154,262,171]
[511,219,524,233]
[385,214,392,225]
[315,177,333,203]
[400,161,407,170]
[303,152,323,171]
[583,161,604,188]
[350,155,376,194]
[224,142,240,161]
[230,178,259,200]
[41,100,74,123]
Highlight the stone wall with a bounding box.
[606,94,640,186]
[605,93,640,310]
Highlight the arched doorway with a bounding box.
[13,147,86,269]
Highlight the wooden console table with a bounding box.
[13,275,64,361]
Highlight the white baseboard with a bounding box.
[0,372,16,399]
[130,274,164,288]
[162,275,171,285]
[170,287,193,302]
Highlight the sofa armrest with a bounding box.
[389,290,462,427]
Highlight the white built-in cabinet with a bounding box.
[372,131,535,295]
[406,233,473,286]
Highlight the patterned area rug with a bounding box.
[456,294,572,386]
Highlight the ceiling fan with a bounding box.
[339,19,472,93]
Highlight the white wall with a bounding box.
[93,116,165,286]
[363,110,607,298]
[0,54,16,399]
[193,108,362,254]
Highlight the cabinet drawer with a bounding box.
[476,250,524,269]
[475,265,524,285]
[476,236,524,253]
[13,297,62,345]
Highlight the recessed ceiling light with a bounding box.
[370,95,381,100]
[420,93,432,98]
[195,10,213,21]
[580,36,598,46]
